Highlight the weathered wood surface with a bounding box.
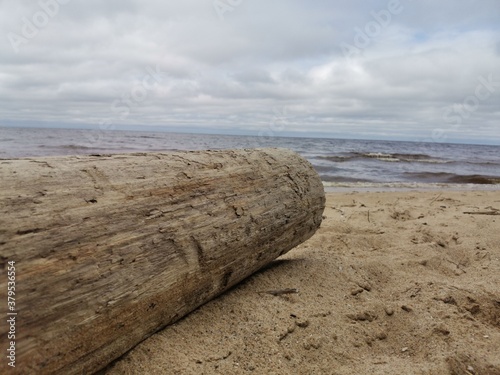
[0,148,325,374]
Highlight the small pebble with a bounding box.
[401,347,408,352]
[358,282,372,291]
[296,318,309,328]
[401,305,413,312]
[351,287,364,296]
[433,324,450,335]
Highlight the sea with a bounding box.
[1,127,500,191]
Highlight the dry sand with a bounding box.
[104,190,500,375]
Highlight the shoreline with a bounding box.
[323,182,500,193]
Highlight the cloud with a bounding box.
[0,0,499,143]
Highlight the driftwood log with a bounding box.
[0,148,324,374]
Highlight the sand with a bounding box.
[104,190,500,375]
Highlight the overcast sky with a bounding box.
[1,0,499,144]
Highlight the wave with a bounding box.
[38,144,158,151]
[403,172,500,185]
[318,155,353,162]
[38,145,189,154]
[123,135,158,139]
[465,161,500,167]
[318,152,450,164]
[320,175,374,183]
[39,144,111,150]
[313,165,343,173]
[62,145,107,150]
[319,171,500,186]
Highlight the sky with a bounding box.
[1,0,499,144]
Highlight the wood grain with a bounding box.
[0,148,325,374]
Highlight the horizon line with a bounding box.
[1,123,499,147]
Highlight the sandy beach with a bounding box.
[104,190,500,375]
